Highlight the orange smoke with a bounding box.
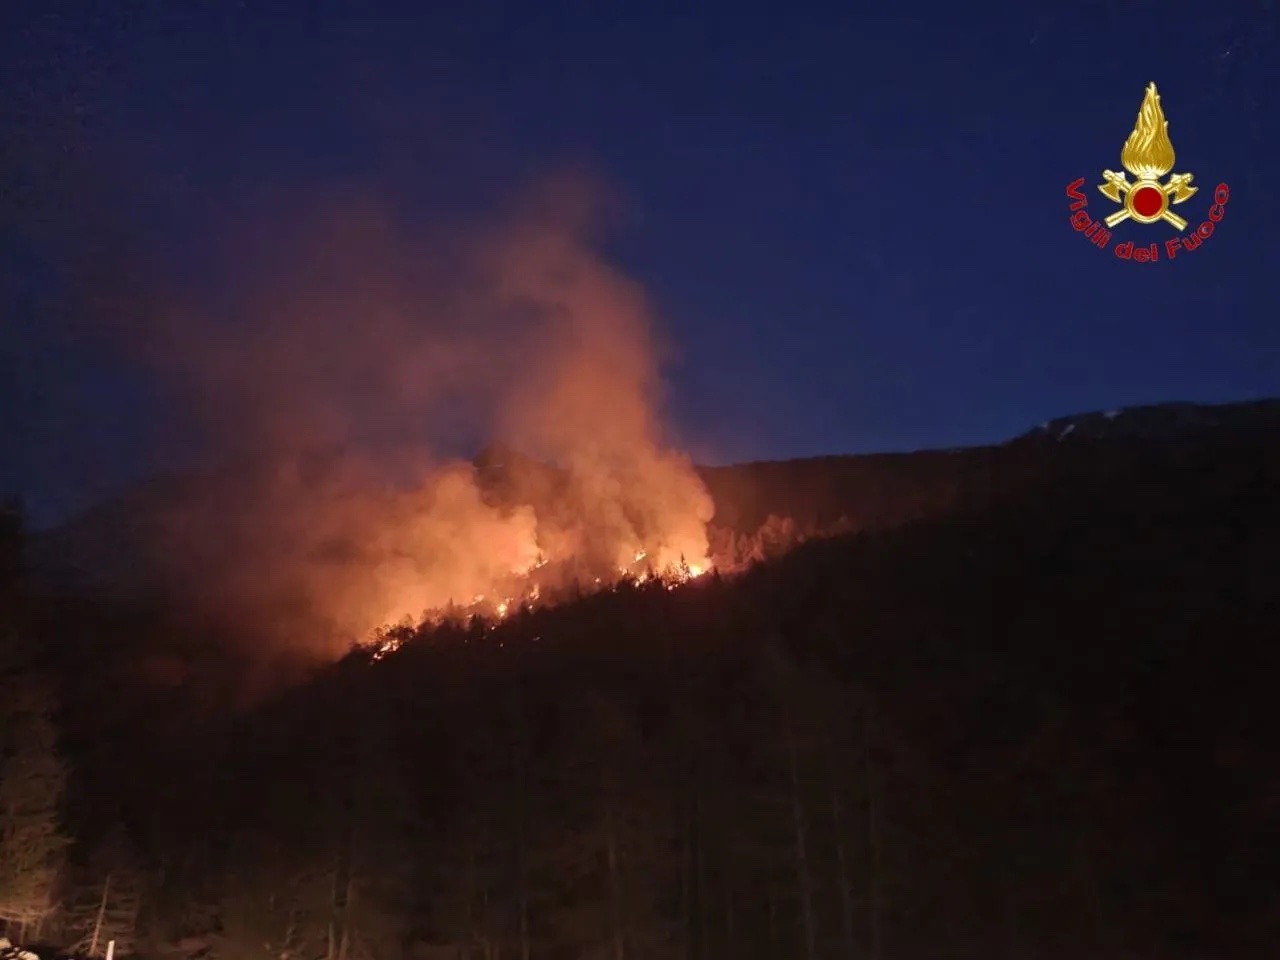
[486,199,715,581]
[121,175,714,657]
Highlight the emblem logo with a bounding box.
[1064,82,1230,262]
[1098,82,1196,230]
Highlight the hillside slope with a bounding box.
[12,397,1278,960]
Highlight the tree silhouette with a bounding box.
[62,824,147,958]
[0,670,70,942]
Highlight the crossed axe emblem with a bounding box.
[1097,169,1198,230]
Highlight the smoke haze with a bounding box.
[96,174,714,658]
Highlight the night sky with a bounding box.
[4,1,1278,526]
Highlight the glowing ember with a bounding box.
[360,552,721,663]
[369,628,406,662]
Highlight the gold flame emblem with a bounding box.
[1098,82,1198,231]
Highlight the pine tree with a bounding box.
[540,691,681,960]
[0,670,70,942]
[62,825,147,958]
[215,847,332,960]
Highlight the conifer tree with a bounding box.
[63,825,147,958]
[0,670,70,942]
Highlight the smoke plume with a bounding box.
[112,175,714,658]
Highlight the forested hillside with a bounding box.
[2,408,1278,960]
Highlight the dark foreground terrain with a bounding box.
[2,399,1278,960]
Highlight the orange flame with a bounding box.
[361,552,718,661]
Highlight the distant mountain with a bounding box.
[698,398,1280,536]
[1017,398,1280,443]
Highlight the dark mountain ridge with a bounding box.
[28,397,1280,599]
[1020,396,1280,443]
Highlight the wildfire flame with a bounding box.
[1120,82,1176,181]
[123,174,724,663]
[364,552,714,661]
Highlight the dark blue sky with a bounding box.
[4,0,1278,525]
